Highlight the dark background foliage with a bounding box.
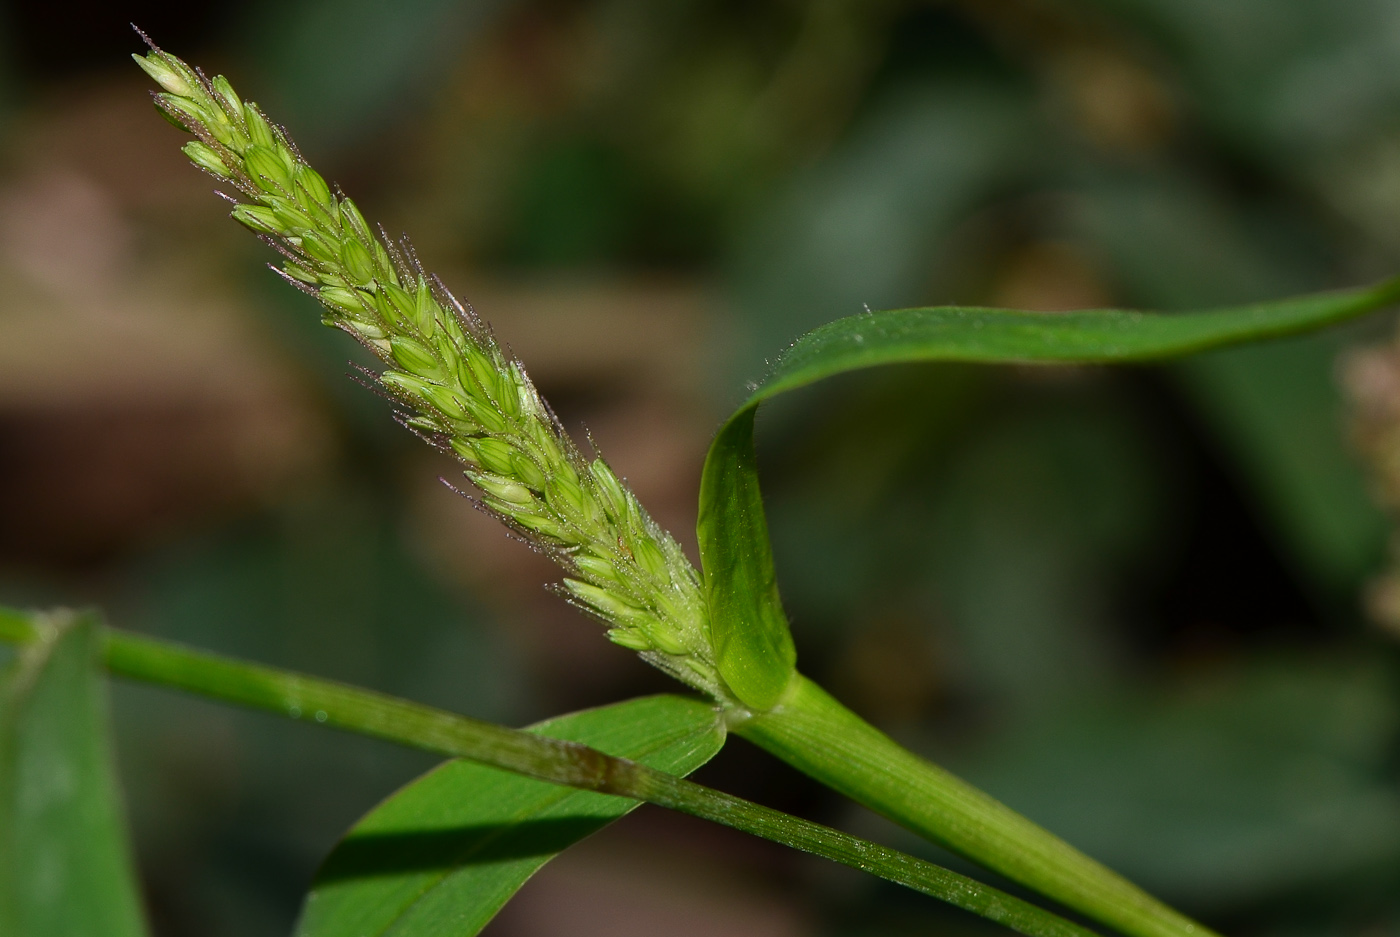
[3,1,1400,934]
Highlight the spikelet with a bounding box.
[134,35,723,700]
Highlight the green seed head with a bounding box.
[137,40,727,703]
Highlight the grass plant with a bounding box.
[4,33,1400,937]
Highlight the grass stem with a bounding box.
[2,613,1096,937]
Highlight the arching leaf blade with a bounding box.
[295,693,725,937]
[697,277,1400,710]
[697,277,1400,937]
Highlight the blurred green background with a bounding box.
[4,1,1400,934]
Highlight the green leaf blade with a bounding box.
[697,406,798,711]
[0,610,149,937]
[295,694,725,937]
[758,279,1400,399]
[697,278,1400,712]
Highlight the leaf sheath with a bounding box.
[736,676,1210,937]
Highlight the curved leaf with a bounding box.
[697,277,1400,708]
[0,610,148,937]
[295,694,725,937]
[696,405,797,711]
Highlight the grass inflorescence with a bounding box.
[132,35,722,700]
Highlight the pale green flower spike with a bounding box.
[133,37,723,701]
